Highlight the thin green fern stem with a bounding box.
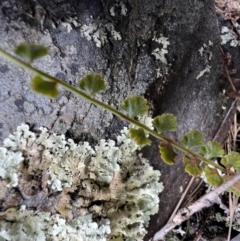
[0,48,226,172]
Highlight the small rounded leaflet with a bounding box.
[78,73,106,96]
[152,113,177,134]
[220,151,240,171]
[120,95,149,117]
[204,166,224,187]
[31,75,59,98]
[129,128,151,146]
[183,156,202,176]
[200,141,224,159]
[15,44,48,62]
[159,141,177,165]
[181,130,204,149]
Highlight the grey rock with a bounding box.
[0,0,235,240]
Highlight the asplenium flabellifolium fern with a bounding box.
[0,44,240,192]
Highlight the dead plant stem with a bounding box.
[151,172,240,241]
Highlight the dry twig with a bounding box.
[151,172,240,241]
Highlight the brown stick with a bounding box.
[150,172,240,241]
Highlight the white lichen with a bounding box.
[106,23,122,41]
[110,6,116,17]
[179,186,183,193]
[120,2,128,16]
[110,2,128,17]
[80,21,122,48]
[152,36,170,65]
[152,36,170,49]
[0,122,163,241]
[80,23,108,48]
[172,227,186,236]
[196,65,211,79]
[198,40,213,61]
[61,22,73,33]
[152,48,168,65]
[221,26,240,47]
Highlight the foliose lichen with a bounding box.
[0,119,163,241]
[0,147,23,187]
[0,206,111,241]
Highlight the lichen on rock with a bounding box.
[0,122,163,240]
[0,206,111,241]
[0,147,23,187]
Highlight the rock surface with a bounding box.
[0,0,235,240]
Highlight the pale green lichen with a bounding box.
[0,121,163,241]
[0,207,111,241]
[216,211,240,232]
[0,147,23,187]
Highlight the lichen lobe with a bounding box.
[0,123,163,241]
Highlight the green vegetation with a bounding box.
[0,44,239,191]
